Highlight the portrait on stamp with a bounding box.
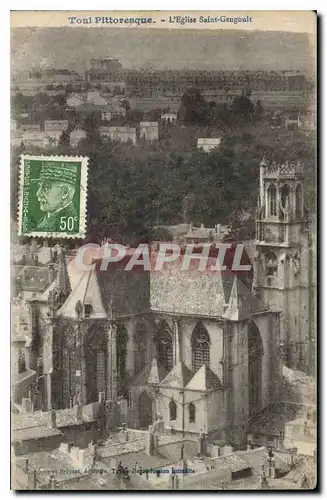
[18,155,88,238]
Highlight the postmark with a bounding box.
[18,155,88,239]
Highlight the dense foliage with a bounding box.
[11,91,316,246]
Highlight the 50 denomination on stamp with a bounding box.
[18,155,88,239]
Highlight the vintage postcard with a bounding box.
[11,10,317,491]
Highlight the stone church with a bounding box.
[254,159,316,373]
[11,159,315,445]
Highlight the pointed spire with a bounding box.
[159,361,194,389]
[186,365,222,391]
[223,276,267,321]
[55,248,71,296]
[260,157,268,167]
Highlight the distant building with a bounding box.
[67,93,84,108]
[70,129,87,147]
[139,122,159,141]
[101,103,126,121]
[161,113,177,123]
[12,131,61,149]
[90,58,123,71]
[101,107,112,122]
[11,132,24,147]
[86,90,107,106]
[99,126,137,144]
[44,120,69,132]
[181,223,230,244]
[285,112,302,129]
[20,124,41,132]
[197,138,221,153]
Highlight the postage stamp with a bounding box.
[18,155,88,239]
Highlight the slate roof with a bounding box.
[211,454,249,473]
[185,365,222,391]
[130,358,168,387]
[12,426,63,441]
[223,275,268,321]
[102,439,198,470]
[57,271,107,319]
[14,368,36,385]
[61,248,151,319]
[12,406,97,433]
[159,362,194,389]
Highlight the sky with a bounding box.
[11,27,314,74]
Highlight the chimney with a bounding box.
[74,403,83,422]
[146,425,155,456]
[98,391,105,404]
[268,457,276,479]
[201,223,204,229]
[48,409,56,429]
[21,398,33,413]
[49,475,56,490]
[28,469,37,490]
[197,432,205,456]
[30,238,37,253]
[88,442,97,464]
[189,223,193,233]
[216,223,221,236]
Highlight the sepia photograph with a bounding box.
[10,10,317,491]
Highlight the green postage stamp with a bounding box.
[18,155,88,239]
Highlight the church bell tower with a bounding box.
[253,158,314,372]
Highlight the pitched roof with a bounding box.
[223,276,268,321]
[130,358,168,387]
[57,271,107,319]
[185,364,222,391]
[159,362,194,389]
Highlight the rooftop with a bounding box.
[12,405,97,433]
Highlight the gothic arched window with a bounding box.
[191,323,210,372]
[156,320,173,371]
[116,323,128,397]
[267,185,277,216]
[264,250,278,277]
[295,184,303,218]
[62,346,76,408]
[169,399,177,421]
[189,402,196,423]
[281,184,292,211]
[85,325,107,404]
[134,321,147,374]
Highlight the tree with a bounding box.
[58,129,70,149]
[149,227,173,242]
[230,94,255,123]
[82,112,101,146]
[254,100,264,122]
[178,88,206,124]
